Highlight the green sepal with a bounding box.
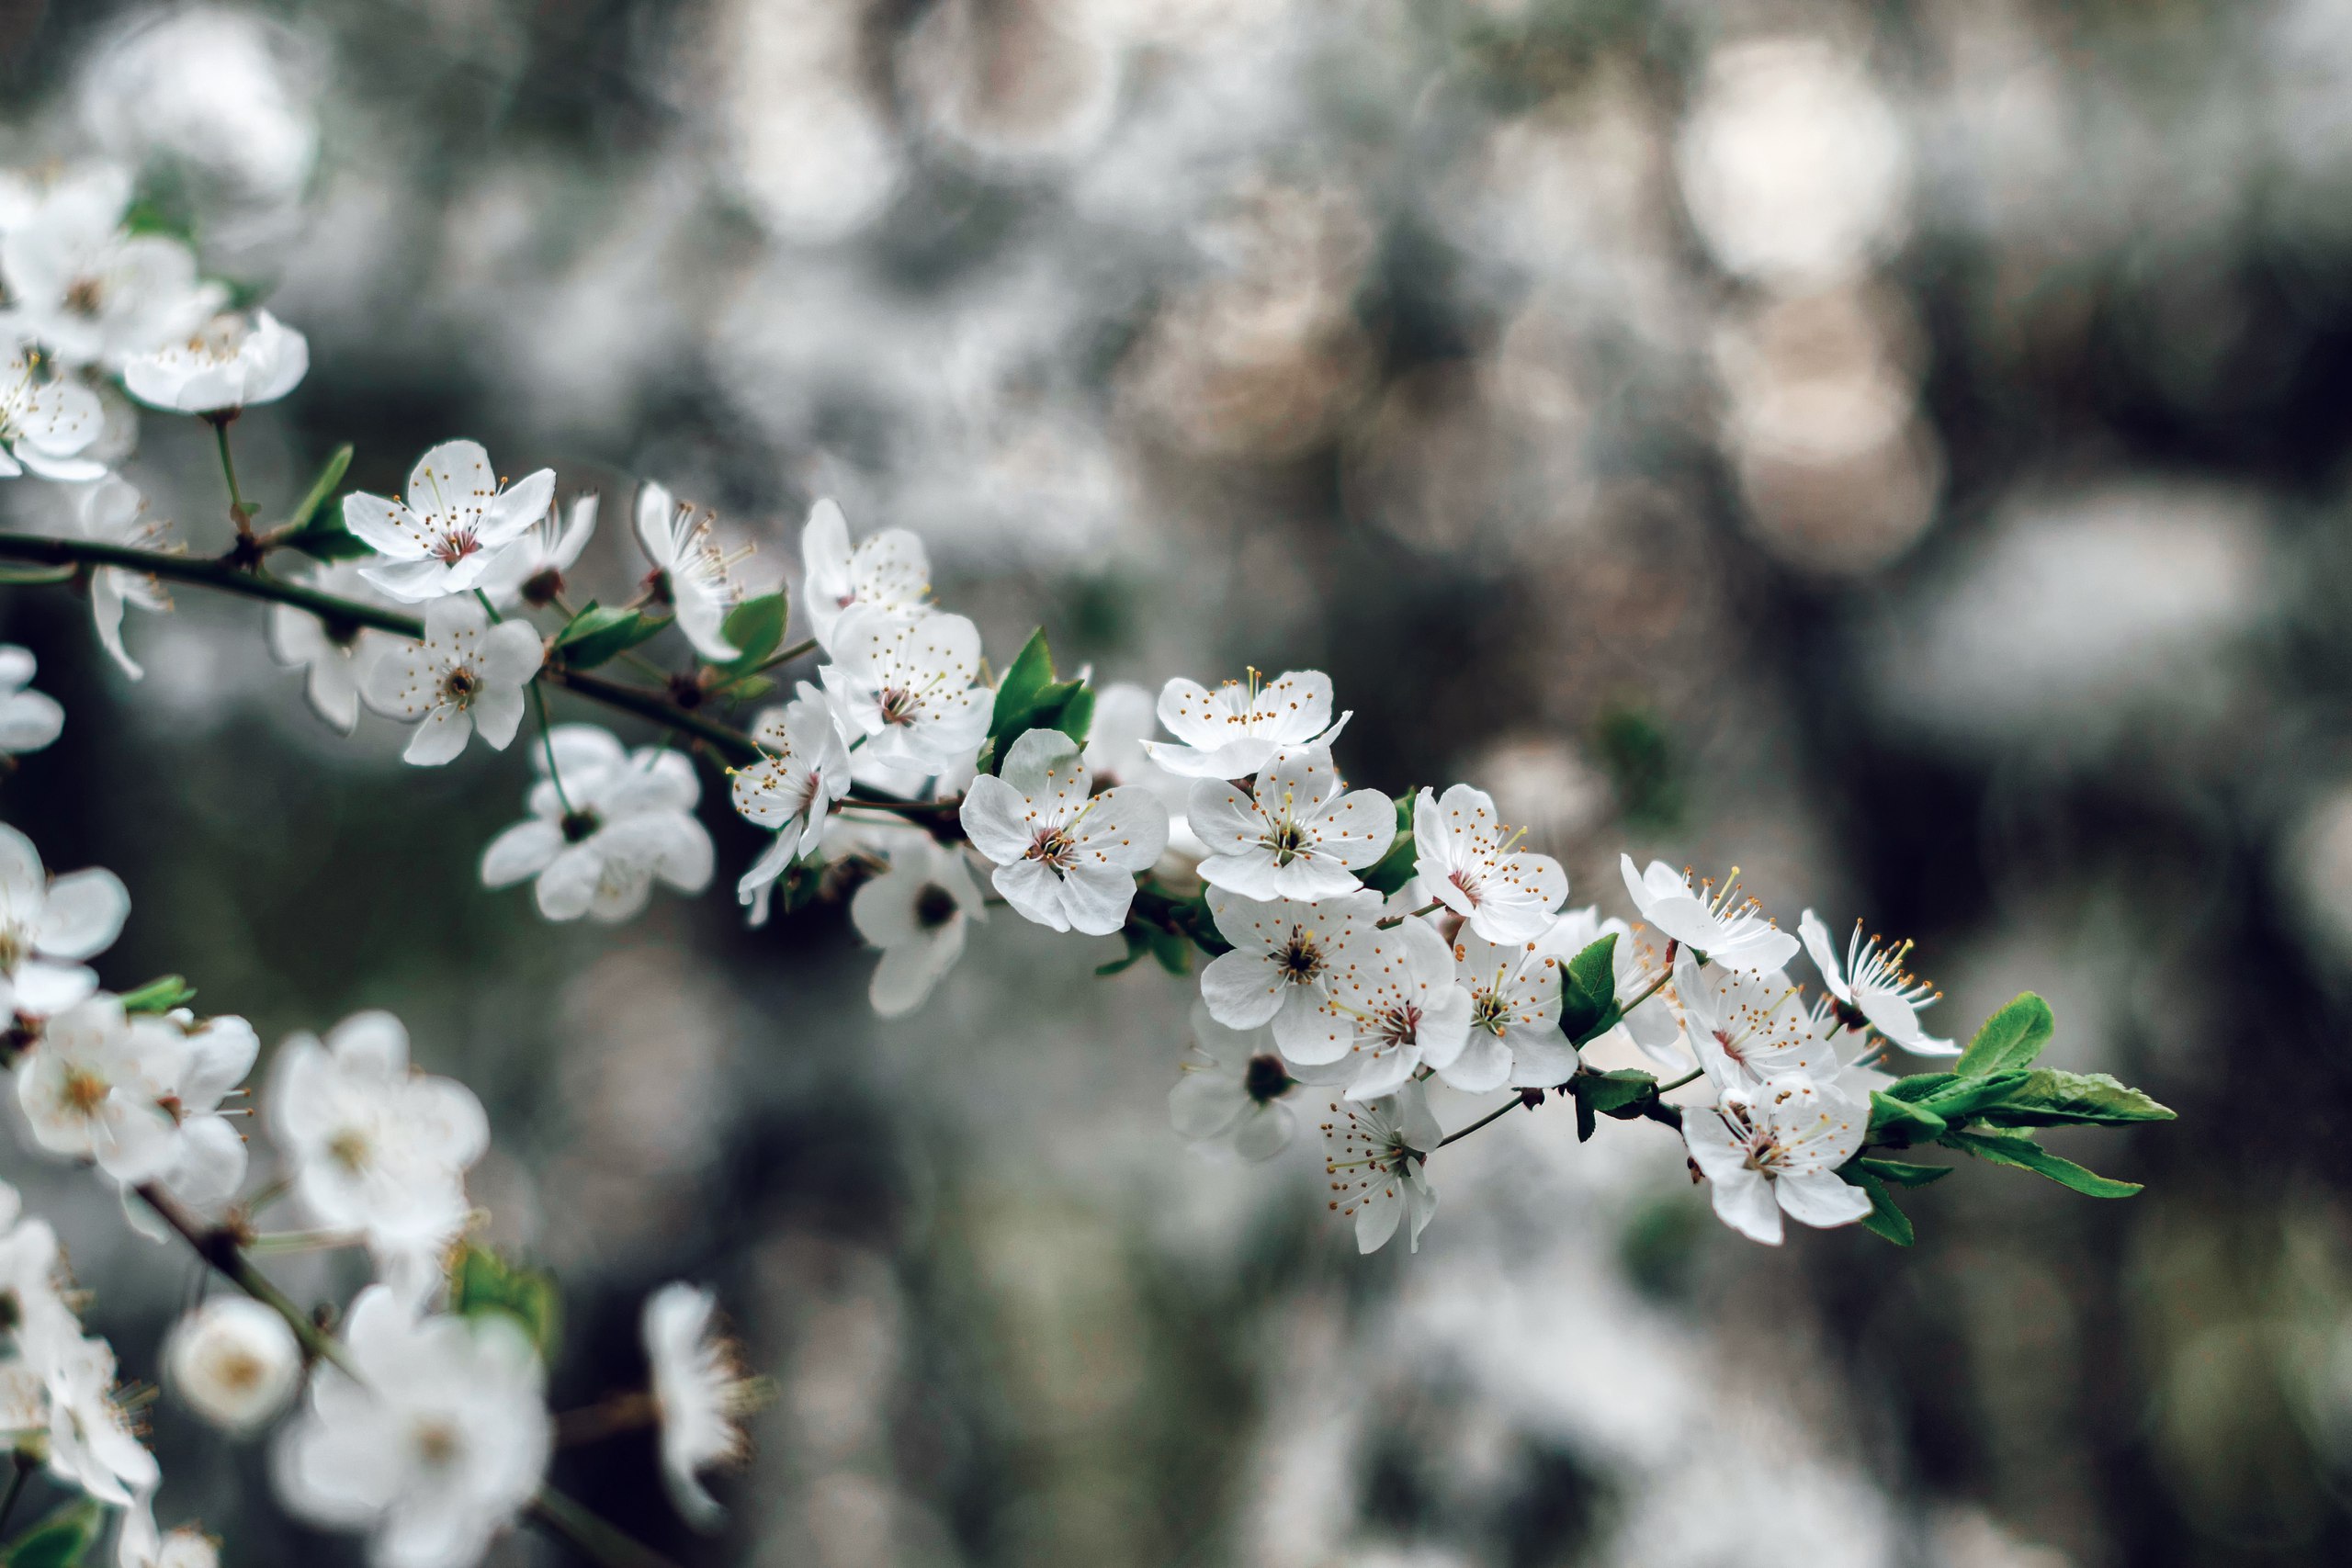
[1867,1091,1948,1146]
[1356,796,1419,896]
[1967,1069,2175,1128]
[1939,1128,2142,1199]
[1836,1163,1914,1246]
[6,1500,103,1568]
[1560,934,1623,1045]
[718,593,789,671]
[448,1243,561,1359]
[0,563,76,585]
[286,444,355,533]
[1954,992,2054,1077]
[552,602,668,670]
[118,975,196,1014]
[1857,1156,1952,1187]
[1568,1067,1657,1116]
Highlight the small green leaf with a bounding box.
[1560,933,1622,1044]
[7,1501,101,1568]
[1575,1092,1598,1143]
[1883,1072,1956,1103]
[1569,1067,1657,1114]
[1868,1091,1948,1146]
[118,975,195,1014]
[1939,1128,2142,1199]
[1836,1163,1915,1246]
[990,629,1056,735]
[1917,1071,2034,1122]
[1356,797,1419,896]
[1857,1156,1952,1188]
[1954,992,2055,1077]
[0,562,76,585]
[552,603,668,670]
[1054,682,1096,748]
[718,593,789,671]
[286,444,355,533]
[1969,1069,2176,1128]
[448,1244,561,1359]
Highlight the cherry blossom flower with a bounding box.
[799,497,929,655]
[1314,919,1473,1100]
[1191,746,1396,900]
[636,479,751,663]
[0,1184,81,1369]
[475,494,597,610]
[362,594,543,766]
[17,995,180,1183]
[643,1282,760,1530]
[116,1496,219,1568]
[960,728,1167,934]
[1618,855,1798,972]
[1800,909,1956,1055]
[1197,888,1385,1056]
[1319,1080,1441,1255]
[481,726,713,923]
[1169,1005,1331,1161]
[114,1011,259,1239]
[0,336,106,480]
[43,1331,158,1506]
[0,165,220,368]
[1683,1077,1872,1246]
[0,824,130,1020]
[343,440,557,603]
[0,647,62,755]
[848,835,987,1017]
[732,685,851,926]
[819,605,991,776]
[1448,929,1581,1092]
[165,1296,300,1434]
[1140,668,1349,780]
[73,475,172,679]
[266,559,396,733]
[121,309,307,413]
[1548,906,1686,1070]
[272,1285,551,1568]
[1414,784,1567,942]
[1675,947,1837,1095]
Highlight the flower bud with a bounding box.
[165,1297,300,1434]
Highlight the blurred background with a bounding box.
[0,0,2333,1562]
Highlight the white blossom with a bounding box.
[1619,855,1798,972]
[1547,906,1686,1070]
[731,685,851,926]
[73,475,172,679]
[362,595,542,766]
[1413,784,1567,942]
[1312,919,1472,1100]
[343,440,557,604]
[818,605,991,776]
[848,834,986,1017]
[1081,682,1201,858]
[475,494,596,610]
[799,497,929,655]
[1169,1005,1329,1161]
[636,479,751,663]
[17,996,179,1183]
[481,726,713,923]
[116,1011,258,1238]
[116,1496,219,1568]
[1197,888,1386,1057]
[0,165,220,368]
[272,1285,551,1568]
[1683,1077,1873,1246]
[1319,1080,1441,1255]
[1191,746,1395,900]
[266,559,396,733]
[0,335,106,480]
[44,1332,158,1506]
[959,728,1167,934]
[1799,909,1956,1055]
[1140,669,1349,780]
[121,309,307,413]
[165,1296,301,1434]
[0,824,129,1020]
[1448,929,1582,1093]
[1676,947,1838,1095]
[0,1183,82,1368]
[643,1282,758,1530]
[0,647,62,755]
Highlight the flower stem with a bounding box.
[1657,1066,1703,1093]
[208,414,253,537]
[1375,901,1442,931]
[1435,1096,1528,1149]
[554,1389,660,1447]
[0,1450,33,1537]
[528,1484,681,1568]
[534,682,576,817]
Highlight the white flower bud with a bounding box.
[165,1298,301,1434]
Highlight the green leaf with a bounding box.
[118,975,195,1014]
[552,603,668,670]
[1868,1090,1948,1146]
[1560,933,1622,1044]
[1355,797,1419,896]
[286,444,354,533]
[1954,992,2055,1077]
[1836,1163,1914,1246]
[716,673,775,702]
[7,1501,101,1568]
[281,520,376,562]
[1939,1128,2142,1199]
[1575,1092,1598,1144]
[448,1243,561,1359]
[1917,1071,2035,1122]
[1569,1068,1657,1114]
[990,629,1057,735]
[718,593,789,671]
[0,562,76,585]
[1054,682,1096,748]
[1858,1156,1952,1188]
[1968,1069,2176,1128]
[1883,1072,1956,1103]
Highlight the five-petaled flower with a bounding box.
[1320,1081,1442,1255]
[1619,855,1798,973]
[1415,784,1567,942]
[799,497,930,656]
[1447,928,1582,1093]
[363,594,544,766]
[1191,745,1395,901]
[344,439,557,603]
[1169,1004,1329,1162]
[959,728,1168,935]
[481,725,714,922]
[1676,946,1837,1096]
[121,309,307,414]
[1141,668,1349,780]
[636,479,752,663]
[1316,919,1473,1100]
[848,832,988,1018]
[731,685,852,926]
[1800,909,1956,1055]
[1197,888,1386,1057]
[0,334,106,480]
[819,605,991,776]
[0,823,130,1021]
[1682,1077,1873,1246]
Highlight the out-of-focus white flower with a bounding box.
[1319,1080,1441,1255]
[1547,906,1684,1069]
[0,336,107,480]
[72,476,173,680]
[1447,929,1580,1093]
[116,1495,219,1568]
[1312,920,1472,1100]
[78,6,317,218]
[266,1012,487,1299]
[1192,747,1395,900]
[17,996,179,1182]
[481,725,713,922]
[1683,1077,1871,1246]
[1170,1005,1327,1162]
[476,495,596,610]
[1619,856,1797,972]
[0,824,128,1021]
[343,440,557,604]
[1799,909,1954,1055]
[0,647,62,755]
[0,1183,83,1368]
[635,480,752,664]
[732,686,851,925]
[273,1285,550,1568]
[266,559,397,733]
[165,1296,301,1435]
[799,497,929,656]
[1082,682,1201,858]
[45,1333,158,1506]
[362,595,542,766]
[1675,948,1835,1095]
[960,728,1167,935]
[848,835,987,1018]
[1414,784,1567,942]
[819,606,991,776]
[1198,889,1385,1056]
[642,1282,758,1530]
[117,1011,258,1237]
[0,165,221,368]
[122,310,306,414]
[1141,670,1348,781]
